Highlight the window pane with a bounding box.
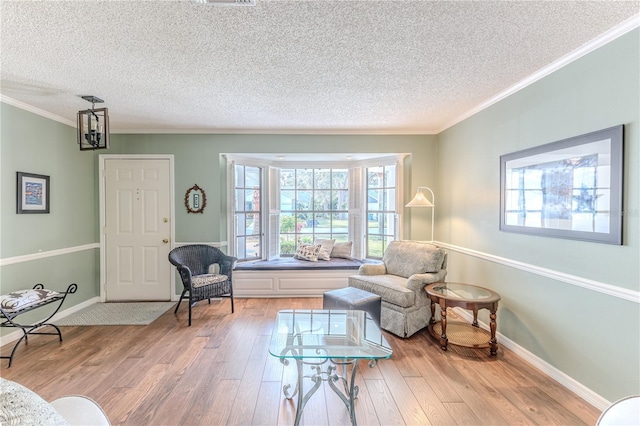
[235,165,245,188]
[236,213,245,235]
[280,234,296,255]
[366,164,398,258]
[368,189,382,211]
[277,168,349,255]
[367,235,384,259]
[334,189,348,210]
[297,190,312,210]
[332,212,348,234]
[246,166,260,187]
[236,236,246,258]
[297,169,313,189]
[368,167,383,188]
[244,189,255,211]
[246,235,261,259]
[315,169,331,189]
[281,190,295,211]
[281,169,295,189]
[332,170,348,189]
[385,189,396,210]
[385,167,396,187]
[314,190,331,210]
[235,189,245,211]
[233,164,263,261]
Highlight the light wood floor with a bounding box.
[1,297,601,425]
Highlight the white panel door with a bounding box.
[105,159,172,301]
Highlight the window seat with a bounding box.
[235,257,379,271]
[233,258,381,297]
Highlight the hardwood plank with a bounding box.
[365,379,406,425]
[377,359,432,425]
[405,376,458,426]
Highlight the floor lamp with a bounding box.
[405,186,435,242]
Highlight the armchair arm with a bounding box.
[176,264,194,289]
[218,254,237,278]
[358,263,387,276]
[405,269,448,292]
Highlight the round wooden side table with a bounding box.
[425,282,501,356]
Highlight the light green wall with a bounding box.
[109,134,439,243]
[0,103,100,330]
[436,29,640,400]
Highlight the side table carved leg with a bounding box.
[489,308,498,356]
[429,300,436,325]
[439,300,448,350]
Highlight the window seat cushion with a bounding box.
[235,257,380,271]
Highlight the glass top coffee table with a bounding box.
[269,309,392,426]
[425,282,501,356]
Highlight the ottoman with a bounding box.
[323,287,382,325]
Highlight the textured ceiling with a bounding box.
[1,1,638,134]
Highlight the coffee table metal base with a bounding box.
[280,357,375,426]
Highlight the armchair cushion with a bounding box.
[0,289,60,313]
[191,274,228,288]
[382,240,445,277]
[358,263,387,276]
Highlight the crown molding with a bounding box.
[0,94,75,127]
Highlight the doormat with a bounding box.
[55,302,175,326]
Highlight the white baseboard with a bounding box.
[451,307,611,410]
[0,297,100,348]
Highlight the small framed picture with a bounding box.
[17,172,50,214]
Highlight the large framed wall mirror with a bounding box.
[500,125,624,245]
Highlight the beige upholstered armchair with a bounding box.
[348,240,447,338]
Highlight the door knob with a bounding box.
[163,239,169,244]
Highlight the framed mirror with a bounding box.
[185,184,207,214]
[500,125,623,244]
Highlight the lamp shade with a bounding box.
[405,188,434,207]
[405,186,435,241]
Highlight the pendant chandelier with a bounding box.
[77,95,109,150]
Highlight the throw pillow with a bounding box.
[294,244,322,262]
[314,239,335,261]
[330,241,353,260]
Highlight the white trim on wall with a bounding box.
[0,243,99,266]
[436,242,640,304]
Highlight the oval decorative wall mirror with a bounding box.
[185,184,207,214]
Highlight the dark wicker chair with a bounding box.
[168,245,237,326]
